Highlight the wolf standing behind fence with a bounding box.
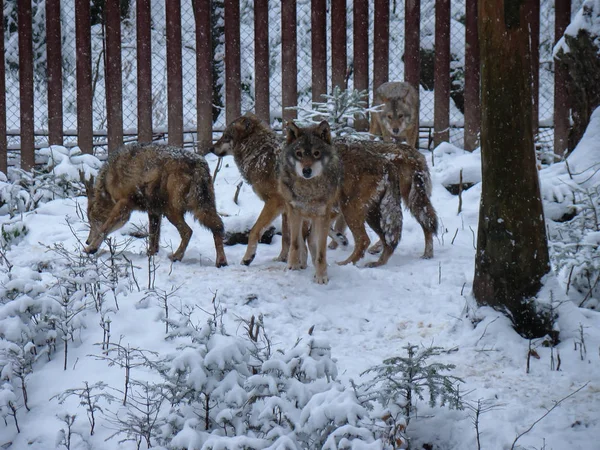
[370,81,419,147]
[82,143,228,268]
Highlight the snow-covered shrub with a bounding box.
[292,87,377,138]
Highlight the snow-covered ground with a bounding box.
[0,132,599,449]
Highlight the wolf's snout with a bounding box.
[392,127,400,134]
[302,167,312,178]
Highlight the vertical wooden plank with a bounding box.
[311,0,327,104]
[464,0,480,150]
[137,0,152,143]
[330,0,346,91]
[105,0,123,152]
[195,0,213,153]
[404,0,420,89]
[525,0,540,132]
[166,0,183,146]
[75,0,93,154]
[434,0,450,145]
[225,0,241,123]
[353,0,369,131]
[373,0,389,91]
[254,0,270,122]
[554,0,570,156]
[46,0,63,146]
[18,0,35,169]
[0,0,7,174]
[281,0,297,121]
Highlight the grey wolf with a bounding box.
[83,143,227,267]
[370,81,419,147]
[279,121,342,284]
[208,113,290,265]
[331,140,438,259]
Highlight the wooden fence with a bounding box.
[0,0,572,173]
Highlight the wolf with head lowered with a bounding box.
[83,143,228,267]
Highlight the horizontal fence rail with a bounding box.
[0,0,573,170]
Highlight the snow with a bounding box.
[0,134,598,449]
[554,0,600,57]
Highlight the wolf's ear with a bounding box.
[315,121,331,145]
[286,121,302,144]
[79,171,95,200]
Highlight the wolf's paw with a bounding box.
[314,273,329,284]
[367,241,383,255]
[241,254,255,266]
[364,260,384,268]
[421,251,434,259]
[287,261,305,271]
[168,252,183,262]
[273,253,288,263]
[216,258,228,268]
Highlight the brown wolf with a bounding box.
[208,113,290,265]
[334,139,404,267]
[370,81,419,147]
[331,140,438,259]
[83,143,228,267]
[279,121,342,284]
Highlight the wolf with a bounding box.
[208,113,290,265]
[83,143,228,268]
[369,81,419,147]
[279,121,342,284]
[330,140,438,259]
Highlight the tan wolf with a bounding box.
[369,81,419,147]
[208,113,290,265]
[279,121,342,284]
[83,143,228,267]
[330,140,438,259]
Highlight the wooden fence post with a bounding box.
[225,0,241,124]
[166,0,183,147]
[282,0,297,122]
[353,0,369,131]
[311,0,327,105]
[464,0,480,151]
[526,0,540,133]
[0,0,6,173]
[195,0,213,153]
[46,0,63,146]
[75,0,93,154]
[434,0,450,146]
[404,0,420,89]
[137,0,152,143]
[105,0,123,152]
[331,0,346,91]
[373,0,389,91]
[18,0,35,169]
[554,0,571,157]
[254,0,270,122]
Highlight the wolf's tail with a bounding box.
[190,160,225,236]
[379,169,403,250]
[407,169,438,236]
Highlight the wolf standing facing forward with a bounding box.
[279,121,342,284]
[370,81,419,148]
[83,143,228,268]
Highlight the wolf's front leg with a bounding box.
[243,198,284,265]
[286,207,307,270]
[312,215,330,284]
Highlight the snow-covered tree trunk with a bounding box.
[473,0,552,338]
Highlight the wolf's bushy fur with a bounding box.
[279,121,342,284]
[84,143,227,267]
[208,113,289,265]
[359,141,438,259]
[370,81,419,147]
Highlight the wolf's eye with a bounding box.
[387,114,393,120]
[296,150,303,159]
[313,151,321,158]
[398,114,404,120]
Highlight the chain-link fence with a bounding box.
[1,0,584,157]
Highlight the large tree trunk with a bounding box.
[473,0,552,338]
